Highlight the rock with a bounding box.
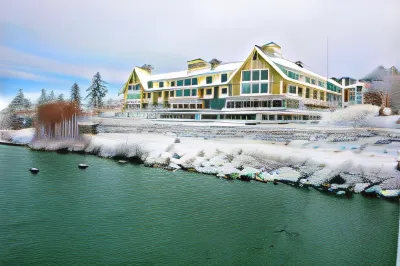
[172,153,181,159]
[168,163,181,170]
[374,139,391,145]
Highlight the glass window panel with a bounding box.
[191,89,197,96]
[252,70,260,81]
[184,89,191,96]
[171,81,175,87]
[206,76,213,84]
[261,70,268,80]
[177,80,183,86]
[184,79,191,86]
[176,90,182,97]
[148,81,153,88]
[289,85,297,94]
[159,82,164,88]
[192,78,198,85]
[221,73,228,83]
[241,83,251,94]
[242,71,251,81]
[221,88,227,94]
[252,83,260,93]
[206,89,212,95]
[261,83,268,93]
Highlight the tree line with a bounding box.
[6,72,108,111]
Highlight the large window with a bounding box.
[184,79,191,86]
[298,87,303,97]
[288,71,299,80]
[206,88,212,95]
[159,81,164,88]
[177,80,183,87]
[191,89,197,96]
[221,73,228,82]
[192,78,198,85]
[306,77,311,84]
[241,69,269,94]
[184,89,191,96]
[311,79,316,85]
[148,81,153,89]
[176,90,183,97]
[318,81,325,88]
[288,85,297,94]
[170,91,174,97]
[306,88,310,98]
[221,88,227,95]
[171,81,175,87]
[206,76,213,84]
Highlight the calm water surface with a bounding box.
[0,145,398,265]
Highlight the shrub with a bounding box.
[197,149,205,157]
[174,138,181,143]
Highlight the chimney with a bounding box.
[295,61,304,68]
[209,58,222,70]
[140,64,153,74]
[341,78,346,87]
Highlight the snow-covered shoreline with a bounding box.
[1,127,400,200]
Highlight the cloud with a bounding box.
[0,46,130,84]
[0,67,60,82]
[0,0,399,79]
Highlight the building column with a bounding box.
[256,113,262,121]
[280,80,283,94]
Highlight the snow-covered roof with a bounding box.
[268,55,329,82]
[344,82,366,89]
[148,62,242,82]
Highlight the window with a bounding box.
[298,87,303,97]
[170,91,174,97]
[148,81,153,89]
[184,89,191,96]
[306,77,311,83]
[176,90,182,97]
[158,92,162,97]
[306,88,310,98]
[241,83,251,94]
[147,93,151,98]
[191,89,197,96]
[252,83,260,93]
[273,100,282,107]
[184,79,191,86]
[288,85,297,94]
[135,84,140,90]
[252,52,258,60]
[242,71,251,81]
[311,79,316,85]
[171,81,175,87]
[261,83,268,93]
[221,88,227,94]
[252,70,260,81]
[313,90,318,99]
[320,92,324,100]
[206,76,213,84]
[177,80,183,86]
[159,82,164,88]
[261,70,268,80]
[206,89,212,95]
[241,69,269,94]
[288,71,299,80]
[221,73,228,83]
[192,78,198,85]
[318,81,325,88]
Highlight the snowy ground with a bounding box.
[2,115,400,199]
[2,125,400,199]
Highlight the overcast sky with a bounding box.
[0,0,399,110]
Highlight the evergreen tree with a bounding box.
[48,90,56,103]
[37,89,48,105]
[22,98,32,109]
[9,89,26,110]
[85,72,108,108]
[57,93,65,102]
[70,83,82,107]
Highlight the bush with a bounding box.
[197,149,205,157]
[174,138,181,143]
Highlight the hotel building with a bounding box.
[120,42,344,121]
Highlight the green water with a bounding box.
[0,145,398,265]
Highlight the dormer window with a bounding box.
[221,73,228,83]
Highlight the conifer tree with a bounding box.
[37,89,48,105]
[9,89,26,110]
[57,93,65,102]
[70,82,82,107]
[85,72,108,108]
[48,90,56,103]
